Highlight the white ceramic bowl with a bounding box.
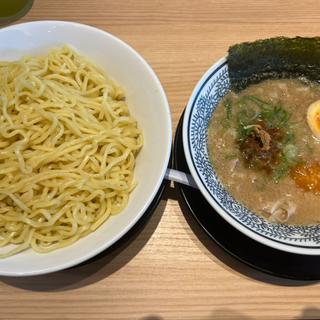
[183,57,320,256]
[0,21,172,276]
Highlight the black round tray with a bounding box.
[173,112,320,281]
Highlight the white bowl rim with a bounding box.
[183,55,320,256]
[0,20,172,276]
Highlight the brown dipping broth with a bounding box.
[208,79,320,225]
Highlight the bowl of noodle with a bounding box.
[0,21,171,276]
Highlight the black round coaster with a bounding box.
[174,112,320,280]
[0,0,34,26]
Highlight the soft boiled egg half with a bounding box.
[307,100,320,139]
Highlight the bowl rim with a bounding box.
[0,20,172,276]
[182,55,320,256]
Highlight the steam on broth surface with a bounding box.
[208,78,320,225]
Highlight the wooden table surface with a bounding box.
[2,0,320,319]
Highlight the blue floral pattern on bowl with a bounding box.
[187,58,320,248]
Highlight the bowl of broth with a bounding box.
[183,38,320,255]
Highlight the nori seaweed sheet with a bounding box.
[228,37,320,92]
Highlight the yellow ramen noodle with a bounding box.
[0,46,143,257]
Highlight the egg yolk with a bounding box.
[291,162,320,193]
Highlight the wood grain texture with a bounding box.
[1,0,320,319]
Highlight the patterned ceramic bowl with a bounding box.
[183,57,320,255]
